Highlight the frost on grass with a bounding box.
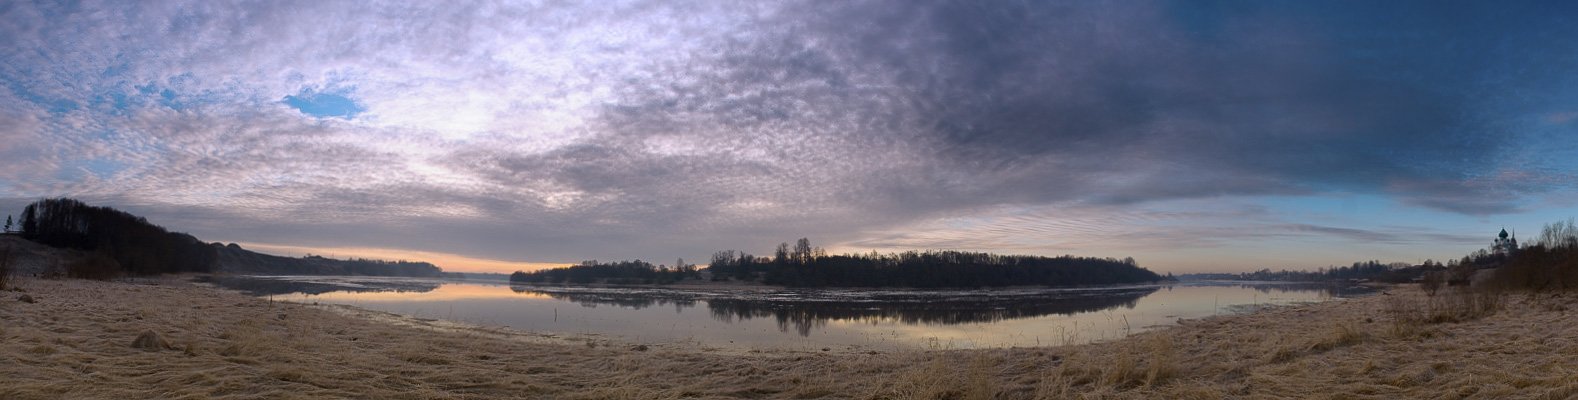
[2,278,1577,399]
[131,330,171,351]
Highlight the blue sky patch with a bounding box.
[54,158,126,182]
[157,88,189,110]
[3,76,79,115]
[48,98,79,113]
[284,89,364,119]
[82,158,126,177]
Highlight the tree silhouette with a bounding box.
[708,239,1164,288]
[19,209,34,234]
[1483,218,1578,291]
[774,242,790,264]
[18,198,216,275]
[510,259,695,285]
[793,238,812,264]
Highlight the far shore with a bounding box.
[5,277,1578,399]
[498,276,1218,292]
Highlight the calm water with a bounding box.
[209,276,1370,350]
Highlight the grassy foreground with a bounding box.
[3,278,1577,399]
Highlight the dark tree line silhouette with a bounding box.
[212,243,442,277]
[304,256,442,277]
[14,198,446,278]
[510,259,700,285]
[1244,220,1578,290]
[510,238,1161,288]
[1482,219,1578,291]
[1211,260,1445,284]
[709,238,1164,288]
[18,198,216,275]
[1188,220,1578,291]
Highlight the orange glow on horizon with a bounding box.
[230,242,574,274]
[298,283,554,302]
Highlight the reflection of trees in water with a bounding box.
[509,285,699,311]
[706,289,1157,336]
[203,276,440,296]
[1233,283,1374,297]
[511,285,1159,337]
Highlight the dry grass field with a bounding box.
[4,277,1577,399]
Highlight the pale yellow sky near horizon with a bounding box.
[233,242,573,274]
[231,240,1469,275]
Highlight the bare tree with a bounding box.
[774,242,790,264]
[1539,218,1578,249]
[793,238,812,264]
[676,257,694,276]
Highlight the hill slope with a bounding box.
[0,234,86,277]
[212,243,442,277]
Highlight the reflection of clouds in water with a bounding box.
[210,278,1368,348]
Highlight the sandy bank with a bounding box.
[3,277,1577,399]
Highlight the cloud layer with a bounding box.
[3,0,1576,271]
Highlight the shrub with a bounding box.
[0,245,13,289]
[1421,271,1445,296]
[66,253,122,280]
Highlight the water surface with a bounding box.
[210,276,1369,350]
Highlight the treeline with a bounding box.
[507,238,1162,288]
[1486,219,1578,291]
[510,259,699,285]
[212,242,443,277]
[1217,260,1446,284]
[18,198,216,276]
[1198,219,1578,291]
[1398,219,1578,291]
[212,242,442,277]
[708,238,1164,288]
[310,256,443,277]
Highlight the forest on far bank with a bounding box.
[512,238,1165,288]
[5,198,445,279]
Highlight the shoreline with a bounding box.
[229,275,1361,352]
[5,277,1577,399]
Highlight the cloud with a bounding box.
[1547,111,1578,125]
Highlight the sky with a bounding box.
[3,0,1578,274]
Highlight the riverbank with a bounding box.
[3,277,1576,399]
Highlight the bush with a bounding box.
[0,245,13,289]
[66,253,122,280]
[1421,271,1445,296]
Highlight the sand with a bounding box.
[3,277,1577,399]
